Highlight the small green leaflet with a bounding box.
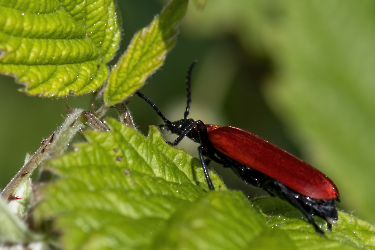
[0,197,42,244]
[104,0,189,106]
[0,0,120,97]
[32,119,373,249]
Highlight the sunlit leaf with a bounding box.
[0,0,121,97]
[33,119,226,249]
[32,119,373,249]
[104,0,188,106]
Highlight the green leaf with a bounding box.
[32,119,374,249]
[104,0,188,106]
[252,197,375,249]
[245,229,298,250]
[150,191,267,250]
[33,119,226,249]
[0,0,121,97]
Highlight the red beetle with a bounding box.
[135,63,340,235]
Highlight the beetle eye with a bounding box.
[158,124,166,130]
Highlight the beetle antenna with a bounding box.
[184,61,197,119]
[135,91,172,125]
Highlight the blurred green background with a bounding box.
[1,0,375,225]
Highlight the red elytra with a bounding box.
[205,125,339,200]
[135,62,340,235]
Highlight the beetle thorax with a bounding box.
[159,118,199,142]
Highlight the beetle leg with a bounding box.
[198,146,214,190]
[275,181,325,235]
[195,120,211,146]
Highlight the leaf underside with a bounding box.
[32,119,374,249]
[0,0,121,97]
